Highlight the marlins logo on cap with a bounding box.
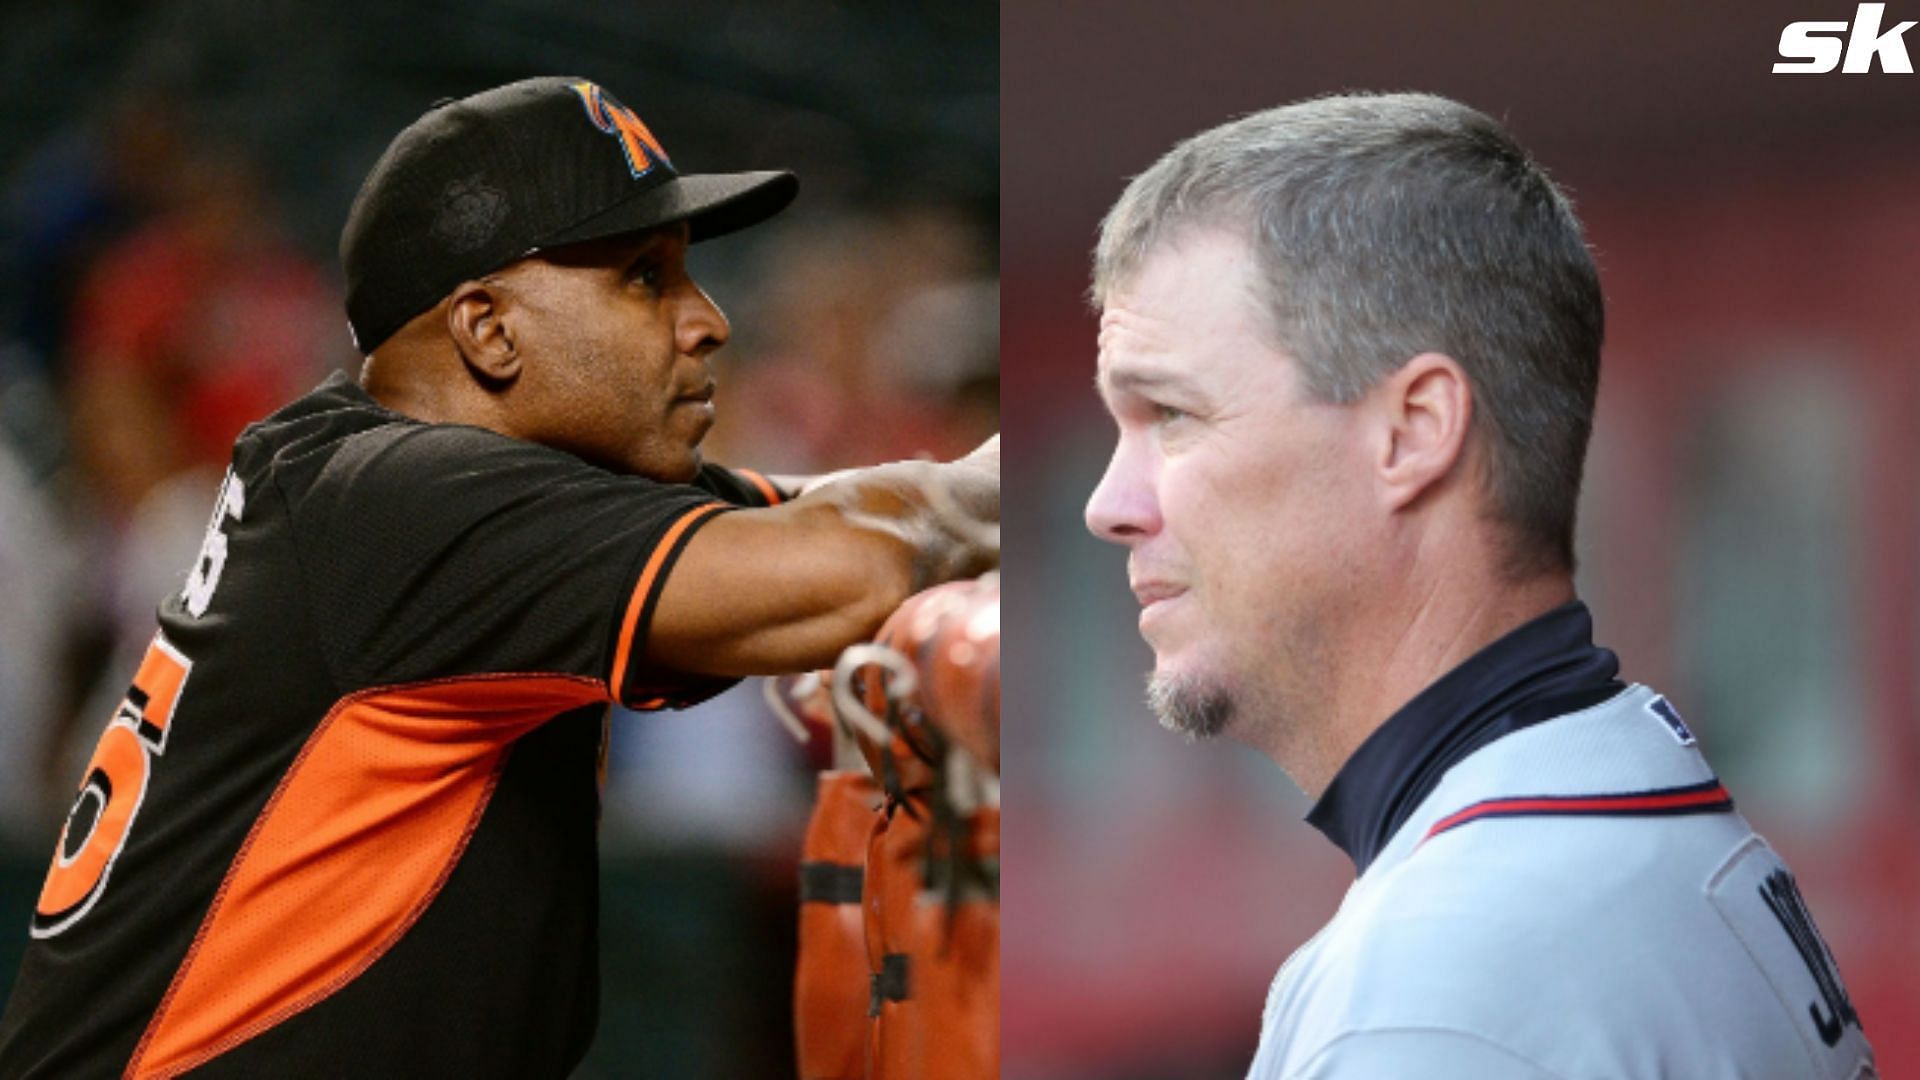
[570,81,671,179]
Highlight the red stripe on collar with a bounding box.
[1422,778,1733,844]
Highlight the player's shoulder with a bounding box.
[230,370,420,506]
[1282,684,1863,1076]
[287,402,620,525]
[1354,796,1755,975]
[320,415,550,487]
[237,371,578,487]
[1349,683,1761,985]
[1290,823,1865,1076]
[240,370,406,459]
[1280,823,1801,1075]
[280,424,594,567]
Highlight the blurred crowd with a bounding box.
[0,96,352,845]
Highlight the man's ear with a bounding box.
[1375,352,1473,513]
[446,279,521,386]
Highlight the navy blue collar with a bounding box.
[1305,600,1624,875]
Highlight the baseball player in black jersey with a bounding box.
[0,76,998,1078]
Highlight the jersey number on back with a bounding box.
[1760,868,1863,1046]
[33,474,238,937]
[33,634,192,938]
[183,469,245,618]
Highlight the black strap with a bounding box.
[798,861,864,905]
[868,953,910,1016]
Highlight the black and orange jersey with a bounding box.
[0,372,786,1078]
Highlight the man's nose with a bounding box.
[1085,441,1159,545]
[678,281,731,357]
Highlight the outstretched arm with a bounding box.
[647,437,999,677]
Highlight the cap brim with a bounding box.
[539,170,798,250]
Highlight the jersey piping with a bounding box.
[732,468,784,506]
[1421,777,1735,844]
[609,501,728,703]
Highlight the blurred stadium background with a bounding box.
[0,1,994,1075]
[1003,2,1920,1078]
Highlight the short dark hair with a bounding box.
[1093,92,1604,576]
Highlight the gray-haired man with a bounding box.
[1085,93,1874,1079]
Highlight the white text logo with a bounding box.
[1776,3,1917,72]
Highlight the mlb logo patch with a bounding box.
[1647,696,1696,746]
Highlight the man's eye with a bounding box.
[628,263,663,289]
[1153,403,1190,425]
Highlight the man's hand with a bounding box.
[774,434,997,500]
[959,433,998,475]
[646,440,1001,678]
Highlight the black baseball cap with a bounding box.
[340,76,798,352]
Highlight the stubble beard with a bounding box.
[1145,670,1237,741]
[1142,618,1326,767]
[1137,567,1350,794]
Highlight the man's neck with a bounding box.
[1274,569,1576,798]
[359,351,492,431]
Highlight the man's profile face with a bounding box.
[1085,228,1375,743]
[496,224,729,482]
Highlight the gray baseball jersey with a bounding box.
[1250,678,1875,1079]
